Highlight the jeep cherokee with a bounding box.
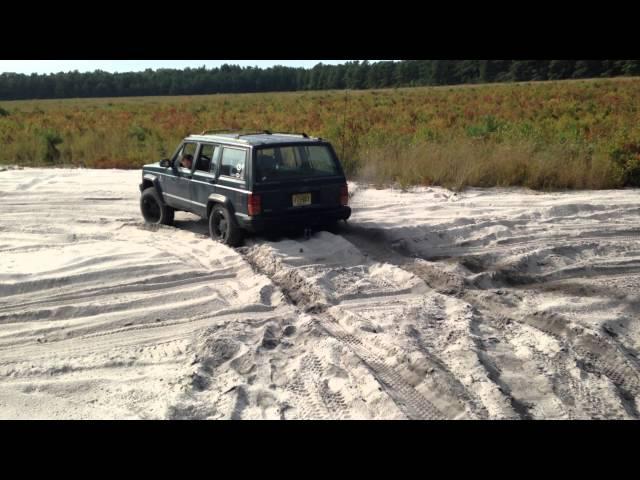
[139,131,351,246]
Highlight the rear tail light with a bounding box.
[340,184,349,206]
[248,193,262,216]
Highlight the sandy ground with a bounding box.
[1,167,639,419]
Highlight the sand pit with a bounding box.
[1,168,639,419]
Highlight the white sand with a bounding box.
[1,168,639,419]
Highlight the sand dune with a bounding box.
[0,168,638,419]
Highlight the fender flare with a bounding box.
[206,193,234,218]
[141,173,162,194]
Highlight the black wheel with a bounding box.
[140,187,174,225]
[209,204,243,247]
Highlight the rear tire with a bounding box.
[140,187,174,225]
[209,204,243,247]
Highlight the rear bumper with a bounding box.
[236,206,351,233]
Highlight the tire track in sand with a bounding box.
[241,240,459,420]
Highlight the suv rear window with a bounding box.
[255,145,340,182]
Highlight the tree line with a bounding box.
[1,60,639,101]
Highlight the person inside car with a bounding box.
[180,154,193,169]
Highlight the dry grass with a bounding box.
[1,77,639,190]
[358,140,621,191]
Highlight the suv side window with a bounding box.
[220,148,247,180]
[195,144,217,173]
[174,142,198,170]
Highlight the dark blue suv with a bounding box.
[139,131,351,246]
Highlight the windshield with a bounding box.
[254,145,340,182]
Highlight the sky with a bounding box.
[0,60,383,75]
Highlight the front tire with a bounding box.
[140,187,174,225]
[209,204,243,247]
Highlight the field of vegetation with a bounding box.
[1,76,640,190]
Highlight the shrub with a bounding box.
[610,142,640,186]
[128,125,151,142]
[465,115,503,139]
[41,130,63,164]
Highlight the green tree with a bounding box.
[548,60,574,80]
[621,60,640,76]
[455,60,480,83]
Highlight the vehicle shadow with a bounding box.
[173,214,209,237]
[172,215,312,244]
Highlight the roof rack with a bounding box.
[200,129,232,135]
[198,129,269,136]
[236,130,272,138]
[199,129,321,139]
[191,132,250,144]
[193,130,324,143]
[270,132,320,139]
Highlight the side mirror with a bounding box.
[160,159,171,168]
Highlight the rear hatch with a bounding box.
[251,143,347,216]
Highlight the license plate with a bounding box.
[292,193,311,207]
